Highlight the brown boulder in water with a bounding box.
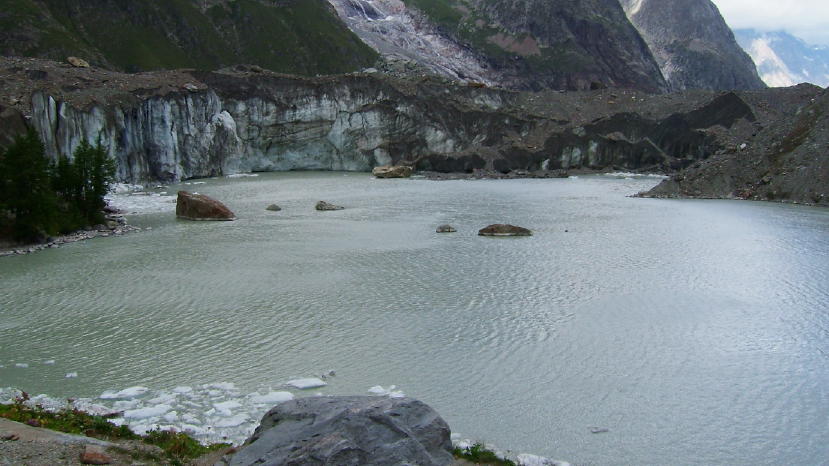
[372,165,413,178]
[478,224,532,236]
[176,191,236,221]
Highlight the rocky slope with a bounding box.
[0,0,377,75]
[644,84,829,206]
[0,57,785,185]
[330,0,667,92]
[735,29,829,88]
[620,0,766,91]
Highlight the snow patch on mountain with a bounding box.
[735,29,829,87]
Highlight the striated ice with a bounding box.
[285,378,327,389]
[101,386,149,399]
[124,404,172,419]
[249,391,294,405]
[214,400,242,416]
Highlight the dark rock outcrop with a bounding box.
[643,85,829,206]
[176,191,236,221]
[315,201,344,211]
[265,204,282,212]
[620,0,766,91]
[227,396,454,466]
[479,224,533,237]
[356,0,667,93]
[436,225,457,233]
[372,165,413,178]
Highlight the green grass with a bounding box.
[0,392,230,465]
[453,443,517,466]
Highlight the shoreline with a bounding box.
[0,219,141,258]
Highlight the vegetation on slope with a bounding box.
[0,0,378,74]
[0,392,229,464]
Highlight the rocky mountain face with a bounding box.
[1,57,800,190]
[644,84,828,206]
[735,29,829,88]
[0,0,377,75]
[620,0,766,91]
[330,0,667,92]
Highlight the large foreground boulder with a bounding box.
[372,165,413,178]
[478,224,533,236]
[227,396,454,466]
[176,191,236,221]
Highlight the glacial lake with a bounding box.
[1,172,828,465]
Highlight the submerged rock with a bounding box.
[436,224,457,233]
[478,224,533,237]
[372,165,413,178]
[265,204,282,212]
[227,396,453,466]
[176,191,236,221]
[315,201,344,211]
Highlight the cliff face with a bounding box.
[0,0,377,75]
[330,0,667,92]
[2,58,807,192]
[620,0,766,91]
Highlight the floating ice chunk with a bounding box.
[43,360,55,365]
[65,372,78,378]
[108,417,126,426]
[128,423,161,436]
[173,386,193,394]
[124,404,172,420]
[215,413,249,428]
[181,414,201,424]
[180,423,207,435]
[100,386,149,399]
[367,385,406,398]
[204,382,237,391]
[285,378,327,389]
[163,411,179,423]
[148,393,176,405]
[214,400,242,417]
[517,454,571,466]
[73,400,117,417]
[113,400,140,411]
[225,173,258,178]
[14,363,28,368]
[249,391,294,405]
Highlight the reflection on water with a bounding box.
[1,172,828,465]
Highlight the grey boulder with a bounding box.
[315,201,344,211]
[227,396,454,466]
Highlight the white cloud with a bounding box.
[711,0,829,44]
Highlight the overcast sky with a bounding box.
[711,0,829,45]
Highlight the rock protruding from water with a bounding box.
[436,224,457,233]
[372,165,413,178]
[227,396,454,466]
[315,201,344,211]
[265,204,282,212]
[478,224,533,236]
[66,57,90,68]
[176,191,236,221]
